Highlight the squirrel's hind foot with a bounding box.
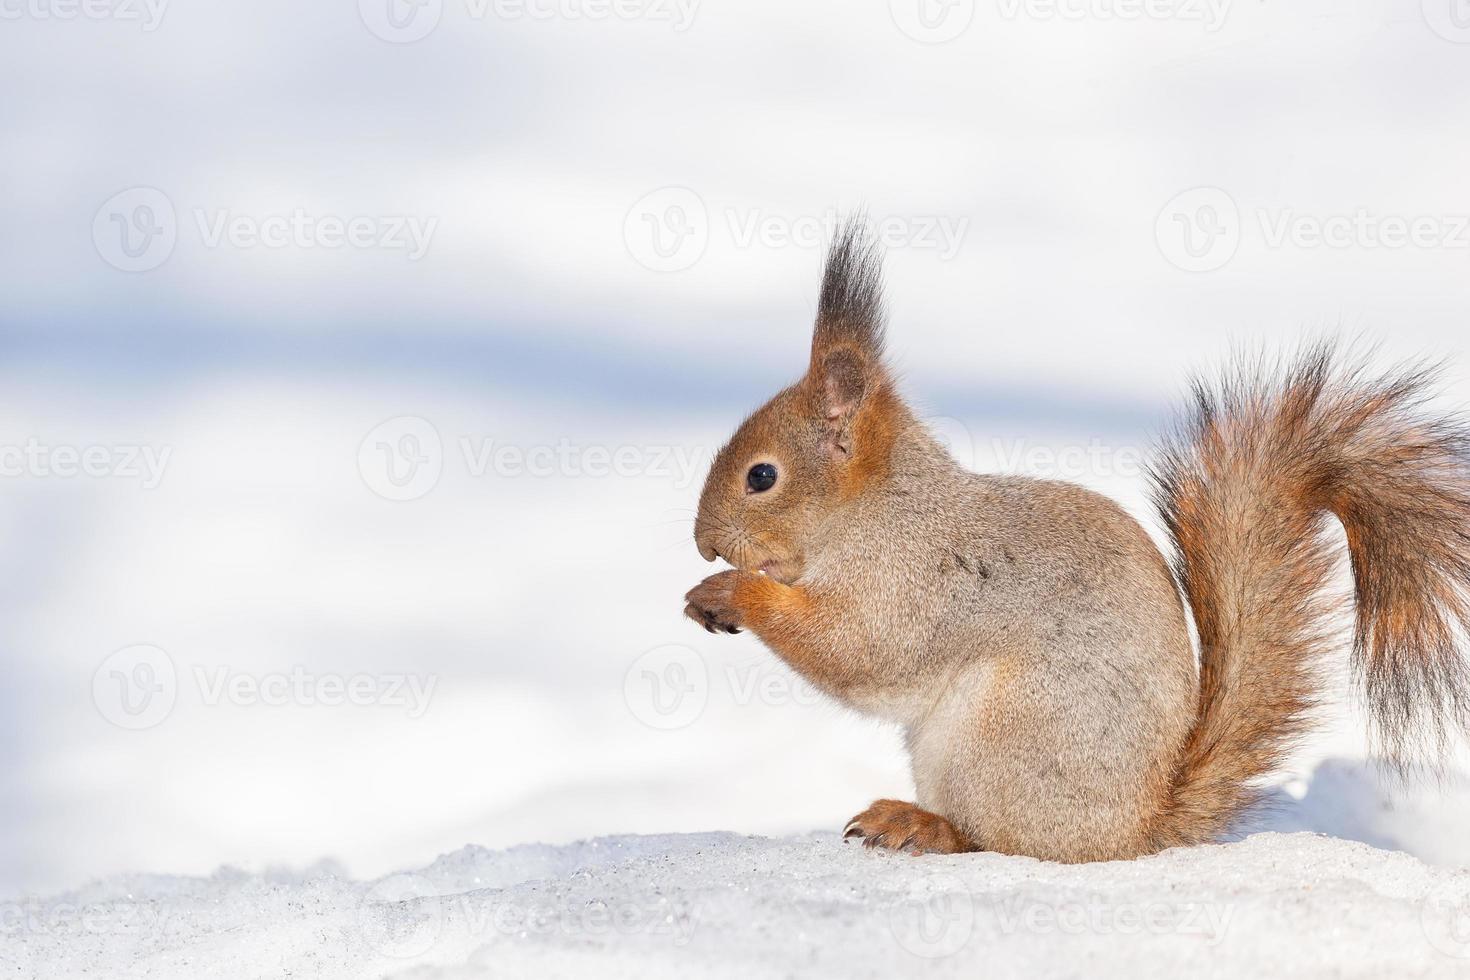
[843,799,973,855]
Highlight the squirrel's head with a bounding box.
[693,224,907,584]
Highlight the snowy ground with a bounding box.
[9,826,1470,979]
[7,759,1470,978]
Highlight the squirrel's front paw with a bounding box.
[683,570,749,634]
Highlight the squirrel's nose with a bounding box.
[694,528,719,563]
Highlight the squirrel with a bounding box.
[682,223,1470,863]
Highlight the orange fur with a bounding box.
[844,799,972,854]
[731,574,864,697]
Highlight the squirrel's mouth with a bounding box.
[755,558,797,585]
[698,530,801,585]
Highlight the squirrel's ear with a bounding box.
[814,347,869,424]
[806,220,887,452]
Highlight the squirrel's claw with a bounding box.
[683,571,747,634]
[843,800,973,855]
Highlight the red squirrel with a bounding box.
[682,223,1470,862]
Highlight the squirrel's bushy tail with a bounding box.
[1147,344,1470,849]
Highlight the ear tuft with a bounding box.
[813,219,886,360]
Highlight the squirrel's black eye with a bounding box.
[746,463,778,493]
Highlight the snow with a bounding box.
[8,826,1470,979]
[7,756,1470,979]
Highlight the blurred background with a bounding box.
[3,0,1470,897]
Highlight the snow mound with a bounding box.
[7,831,1470,979]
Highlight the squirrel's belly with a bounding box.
[904,661,998,810]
